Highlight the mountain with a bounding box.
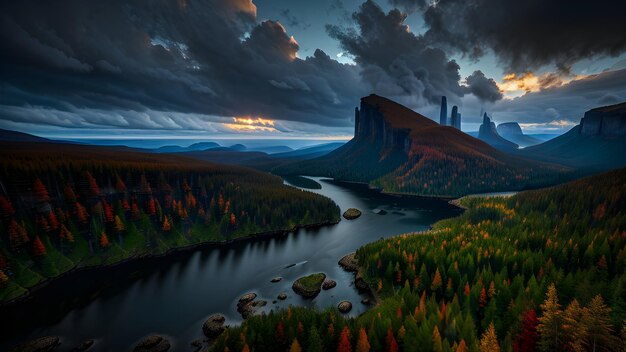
[272,142,345,159]
[248,145,293,154]
[0,129,51,143]
[496,122,542,147]
[522,102,626,170]
[477,114,519,150]
[153,141,221,153]
[277,94,568,196]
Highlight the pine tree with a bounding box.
[431,268,443,292]
[8,219,30,251]
[33,178,50,202]
[0,196,15,217]
[355,327,370,352]
[290,338,302,352]
[386,327,398,352]
[306,327,324,352]
[114,215,125,233]
[432,325,443,352]
[59,224,74,243]
[32,236,46,257]
[455,339,468,352]
[306,327,323,352]
[337,326,352,352]
[537,284,562,352]
[479,322,500,352]
[479,287,488,308]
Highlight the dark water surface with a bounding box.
[1,177,461,351]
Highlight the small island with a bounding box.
[292,273,326,298]
[342,208,362,220]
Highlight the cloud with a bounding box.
[326,0,493,108]
[0,0,363,134]
[420,0,626,72]
[464,70,502,102]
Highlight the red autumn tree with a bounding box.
[75,202,89,223]
[386,327,398,352]
[0,196,15,217]
[47,211,59,230]
[59,224,74,243]
[84,171,101,197]
[33,178,50,202]
[32,236,46,257]
[115,176,127,193]
[479,287,488,308]
[64,184,77,202]
[355,327,370,352]
[103,200,114,222]
[147,197,157,215]
[230,213,237,227]
[513,309,539,352]
[337,326,352,352]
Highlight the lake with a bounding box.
[1,177,462,351]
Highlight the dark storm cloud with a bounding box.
[0,0,363,131]
[419,0,626,72]
[387,0,427,13]
[327,0,486,107]
[464,70,503,103]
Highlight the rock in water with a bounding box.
[72,339,95,352]
[133,335,170,352]
[322,279,337,290]
[202,314,227,338]
[292,273,326,298]
[10,336,60,352]
[342,208,362,220]
[337,301,352,313]
[237,293,257,309]
[270,277,282,283]
[277,293,287,300]
[338,253,359,272]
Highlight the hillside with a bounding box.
[277,94,569,197]
[0,129,51,143]
[212,167,626,352]
[522,102,626,170]
[0,142,340,302]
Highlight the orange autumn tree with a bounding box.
[162,216,171,232]
[355,327,370,352]
[99,231,110,248]
[289,338,302,352]
[33,178,50,202]
[8,219,30,251]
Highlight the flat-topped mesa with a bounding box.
[579,102,626,137]
[355,94,437,151]
[478,113,518,150]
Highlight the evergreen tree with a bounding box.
[479,323,500,352]
[355,327,370,352]
[537,284,563,352]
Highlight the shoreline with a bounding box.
[0,220,339,309]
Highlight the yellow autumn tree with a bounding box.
[479,322,500,352]
[431,268,443,292]
[289,338,302,352]
[355,327,370,352]
[537,283,562,352]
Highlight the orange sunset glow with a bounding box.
[224,116,278,132]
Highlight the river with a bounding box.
[1,177,462,351]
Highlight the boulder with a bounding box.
[338,253,359,272]
[355,270,369,291]
[239,300,267,319]
[10,336,60,352]
[337,301,352,313]
[322,279,337,290]
[361,298,370,305]
[292,273,326,298]
[202,314,226,338]
[270,277,282,283]
[237,293,257,309]
[277,293,287,300]
[133,335,170,352]
[190,339,204,352]
[342,208,362,220]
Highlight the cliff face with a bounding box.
[496,122,524,136]
[497,122,541,148]
[478,114,518,150]
[355,95,417,151]
[579,102,626,137]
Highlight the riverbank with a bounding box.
[0,220,339,309]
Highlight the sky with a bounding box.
[1,0,626,140]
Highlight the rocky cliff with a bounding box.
[478,114,518,150]
[497,122,541,148]
[355,94,426,151]
[579,102,626,137]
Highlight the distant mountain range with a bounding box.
[276,94,569,196]
[496,122,542,148]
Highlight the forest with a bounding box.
[211,167,626,352]
[0,143,340,302]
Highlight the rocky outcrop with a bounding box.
[203,314,227,338]
[478,113,518,150]
[322,279,337,290]
[9,336,60,352]
[354,95,412,151]
[439,96,447,125]
[292,273,326,298]
[579,102,626,137]
[342,208,361,220]
[338,253,359,272]
[133,335,170,352]
[497,122,541,147]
